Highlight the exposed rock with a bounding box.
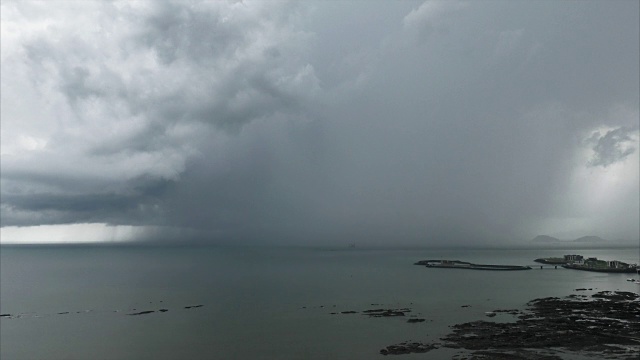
[382,291,639,358]
[493,309,521,315]
[407,318,426,323]
[128,310,155,316]
[379,341,438,355]
[441,292,640,359]
[591,290,639,301]
[458,349,563,359]
[184,305,203,309]
[362,308,410,317]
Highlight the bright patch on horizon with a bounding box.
[544,125,640,238]
[0,223,140,244]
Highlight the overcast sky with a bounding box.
[1,0,638,245]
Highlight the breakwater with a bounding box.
[414,260,531,271]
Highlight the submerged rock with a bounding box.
[128,310,155,316]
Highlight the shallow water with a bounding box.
[1,245,639,359]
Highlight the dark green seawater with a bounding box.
[1,245,638,359]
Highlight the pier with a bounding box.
[535,264,561,269]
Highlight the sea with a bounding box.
[1,245,639,360]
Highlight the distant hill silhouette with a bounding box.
[531,235,561,243]
[573,235,606,243]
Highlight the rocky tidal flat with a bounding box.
[4,290,639,359]
[0,303,204,319]
[380,291,640,359]
[328,307,422,319]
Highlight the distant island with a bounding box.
[531,235,562,243]
[530,235,607,244]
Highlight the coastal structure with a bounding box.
[564,254,584,263]
[562,257,638,273]
[415,260,531,271]
[534,254,638,273]
[534,254,583,265]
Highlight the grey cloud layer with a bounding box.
[587,127,638,168]
[2,0,317,229]
[1,0,638,244]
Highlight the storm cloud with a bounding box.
[1,0,638,245]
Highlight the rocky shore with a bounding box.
[380,290,640,359]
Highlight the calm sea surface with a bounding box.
[1,245,639,360]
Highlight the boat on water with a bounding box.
[414,260,531,271]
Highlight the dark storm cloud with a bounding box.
[3,193,138,220]
[1,0,318,233]
[1,1,638,244]
[131,1,313,132]
[0,173,173,227]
